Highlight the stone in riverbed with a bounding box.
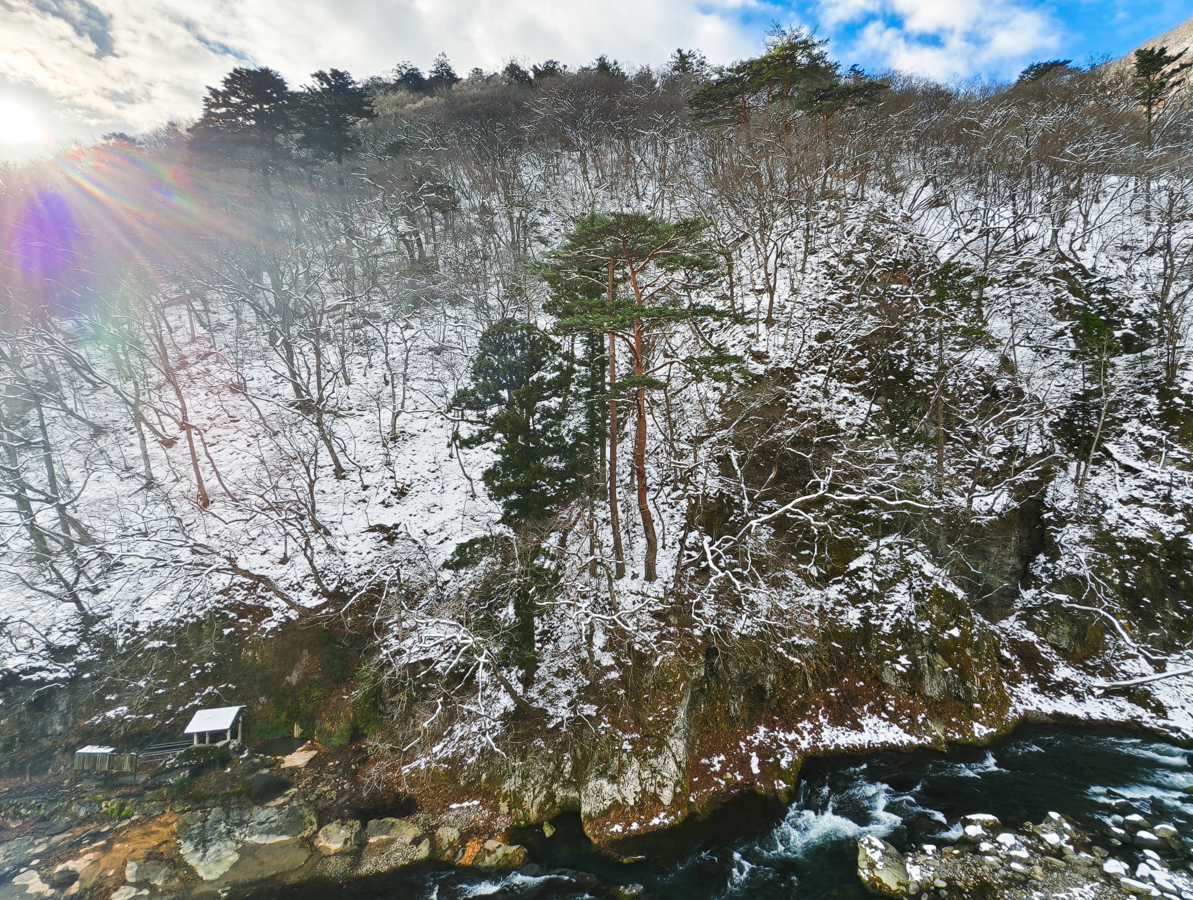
[367,818,422,844]
[316,820,364,854]
[220,839,311,885]
[962,824,988,841]
[11,871,57,896]
[110,888,149,900]
[177,803,317,880]
[857,835,910,897]
[472,840,527,871]
[44,867,78,889]
[1124,815,1152,834]
[960,814,1001,831]
[435,826,461,857]
[995,833,1031,859]
[1119,876,1160,896]
[1134,831,1165,850]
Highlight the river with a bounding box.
[263,725,1193,900]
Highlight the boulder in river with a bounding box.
[367,817,422,844]
[960,814,1002,830]
[472,839,528,870]
[857,835,910,897]
[124,857,173,886]
[315,819,365,854]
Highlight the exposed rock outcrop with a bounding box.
[176,802,317,880]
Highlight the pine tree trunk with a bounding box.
[608,331,625,579]
[635,378,657,582]
[632,314,657,582]
[936,332,945,499]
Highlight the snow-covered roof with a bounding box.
[183,706,243,734]
[76,745,115,754]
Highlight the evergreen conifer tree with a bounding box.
[1134,46,1191,149]
[668,48,708,77]
[427,54,461,91]
[1016,60,1074,84]
[690,27,883,127]
[452,319,577,524]
[502,61,533,86]
[531,60,567,84]
[295,69,375,163]
[190,67,294,191]
[541,213,727,582]
[391,62,427,93]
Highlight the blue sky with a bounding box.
[0,0,1190,153]
[771,0,1193,81]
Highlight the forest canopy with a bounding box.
[0,32,1191,762]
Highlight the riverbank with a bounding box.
[0,726,1189,899]
[858,811,1193,899]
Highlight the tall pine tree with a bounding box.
[452,319,577,524]
[542,213,726,582]
[295,69,375,163]
[190,67,294,192]
[1134,46,1191,150]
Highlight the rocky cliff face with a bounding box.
[476,572,1189,846]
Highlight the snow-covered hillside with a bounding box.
[1,55,1192,829]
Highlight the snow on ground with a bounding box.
[2,124,1192,763]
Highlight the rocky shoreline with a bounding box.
[0,730,1190,899]
[858,811,1193,900]
[0,740,527,900]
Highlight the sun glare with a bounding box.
[0,100,41,144]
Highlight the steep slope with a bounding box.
[1,63,1192,843]
[1129,15,1193,58]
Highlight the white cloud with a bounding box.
[0,0,1080,145]
[0,0,773,141]
[820,0,1059,81]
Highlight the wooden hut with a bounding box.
[183,706,244,745]
[73,745,137,773]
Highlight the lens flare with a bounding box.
[0,100,40,144]
[11,191,78,279]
